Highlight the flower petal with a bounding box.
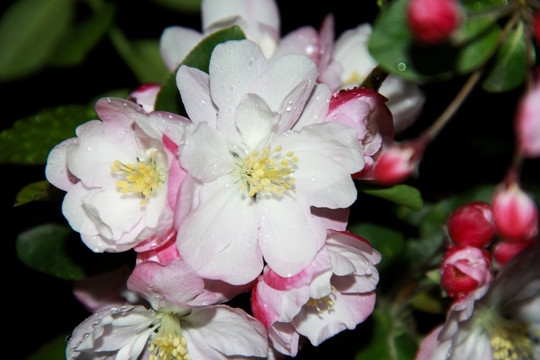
[176,65,217,126]
[160,26,203,72]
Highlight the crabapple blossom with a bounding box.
[67,256,268,360]
[493,237,540,268]
[160,0,279,71]
[251,231,381,357]
[447,202,496,248]
[128,83,162,112]
[416,244,540,360]
[45,97,189,253]
[440,245,493,300]
[407,0,462,44]
[326,87,394,178]
[174,39,364,285]
[492,180,539,241]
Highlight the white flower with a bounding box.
[174,39,364,285]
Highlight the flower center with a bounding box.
[479,308,536,360]
[111,148,165,205]
[148,313,190,360]
[237,145,298,198]
[306,286,336,314]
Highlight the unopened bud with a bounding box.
[447,201,496,248]
[515,80,540,158]
[493,238,539,268]
[492,181,538,241]
[440,245,492,299]
[407,0,462,44]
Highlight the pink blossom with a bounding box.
[493,237,539,267]
[407,0,462,44]
[440,245,493,300]
[45,97,189,253]
[326,88,394,178]
[447,201,496,248]
[251,231,380,357]
[515,79,540,157]
[492,181,539,241]
[127,82,162,112]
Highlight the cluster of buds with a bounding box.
[440,182,539,300]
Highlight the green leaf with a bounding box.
[14,180,61,206]
[16,223,134,280]
[0,0,75,81]
[348,222,405,270]
[154,25,246,114]
[109,28,170,84]
[49,2,116,67]
[151,0,201,13]
[359,183,423,211]
[27,333,69,360]
[355,311,418,360]
[368,0,501,82]
[0,104,97,165]
[482,21,529,92]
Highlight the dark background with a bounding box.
[1,0,532,358]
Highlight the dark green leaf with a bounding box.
[14,180,61,206]
[368,0,501,82]
[151,0,201,13]
[359,183,423,211]
[16,223,134,280]
[0,104,97,165]
[0,0,74,81]
[155,25,246,113]
[482,21,529,92]
[109,28,170,84]
[49,2,116,67]
[355,311,418,360]
[348,222,405,270]
[27,333,69,360]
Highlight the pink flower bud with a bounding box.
[440,245,493,299]
[492,182,538,241]
[407,0,462,44]
[534,13,540,44]
[370,138,427,186]
[447,201,496,248]
[493,238,539,268]
[515,79,540,158]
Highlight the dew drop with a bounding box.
[397,62,407,72]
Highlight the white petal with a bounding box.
[94,97,147,127]
[183,305,268,358]
[160,26,203,72]
[176,178,261,284]
[235,93,278,149]
[45,138,77,191]
[276,122,364,208]
[176,65,217,126]
[178,122,235,182]
[209,40,268,126]
[293,83,332,129]
[258,196,326,278]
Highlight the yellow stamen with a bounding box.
[237,145,297,198]
[111,148,164,205]
[306,287,336,314]
[148,313,191,360]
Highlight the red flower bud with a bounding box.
[493,238,539,268]
[407,0,462,44]
[492,181,538,241]
[440,245,492,299]
[447,201,496,248]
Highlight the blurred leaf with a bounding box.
[16,223,134,280]
[348,222,405,270]
[368,0,501,82]
[155,25,246,113]
[50,2,116,67]
[109,28,170,84]
[409,291,446,314]
[482,21,529,92]
[0,104,97,165]
[14,180,60,206]
[355,311,418,360]
[461,0,508,12]
[0,0,75,81]
[359,183,423,211]
[27,333,69,360]
[151,0,201,13]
